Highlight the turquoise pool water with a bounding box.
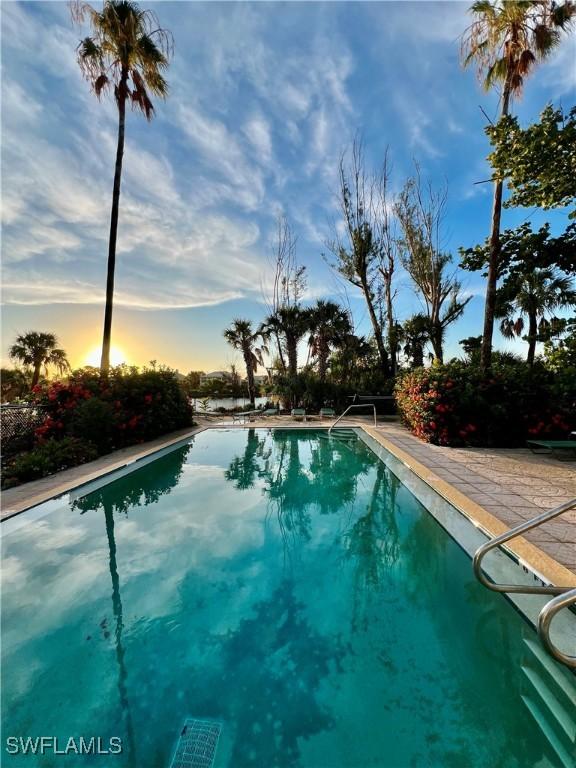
[1,429,574,767]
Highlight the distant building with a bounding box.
[241,373,268,385]
[200,371,232,384]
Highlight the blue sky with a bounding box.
[1,1,574,372]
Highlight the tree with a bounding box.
[9,332,70,388]
[223,320,267,406]
[261,306,310,378]
[460,221,576,277]
[263,216,306,371]
[395,171,471,362]
[459,335,483,361]
[72,0,173,375]
[307,300,352,382]
[1,368,30,402]
[460,0,575,370]
[400,314,430,369]
[497,267,576,365]
[326,139,389,373]
[487,104,576,217]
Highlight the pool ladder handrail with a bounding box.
[328,404,377,435]
[473,497,576,668]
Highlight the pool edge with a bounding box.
[361,425,576,589]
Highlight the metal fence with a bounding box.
[1,404,48,460]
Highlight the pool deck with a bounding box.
[2,417,574,586]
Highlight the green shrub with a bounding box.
[3,437,98,488]
[69,397,115,453]
[273,372,350,411]
[395,361,574,447]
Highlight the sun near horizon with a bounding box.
[84,345,128,368]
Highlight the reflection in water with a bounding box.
[224,429,270,490]
[183,582,347,768]
[103,499,136,767]
[71,444,191,766]
[73,442,192,517]
[2,428,571,768]
[343,462,401,633]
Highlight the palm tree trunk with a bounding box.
[527,310,538,367]
[31,362,42,389]
[244,349,256,407]
[274,331,286,372]
[318,339,329,382]
[101,69,128,376]
[480,77,512,372]
[287,339,298,377]
[413,343,424,369]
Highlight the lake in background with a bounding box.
[192,397,270,412]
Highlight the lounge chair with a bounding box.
[527,440,576,460]
[261,408,279,418]
[232,410,258,424]
[291,408,307,422]
[319,407,336,420]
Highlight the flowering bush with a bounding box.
[395,361,574,447]
[31,366,193,450]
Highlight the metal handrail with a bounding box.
[473,497,576,596]
[329,404,377,435]
[537,587,576,668]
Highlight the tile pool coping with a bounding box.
[361,425,576,590]
[2,422,574,592]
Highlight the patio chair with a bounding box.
[526,439,576,461]
[291,408,307,422]
[261,408,279,418]
[319,407,336,420]
[232,410,258,424]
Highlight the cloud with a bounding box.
[243,113,273,166]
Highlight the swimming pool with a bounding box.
[2,428,575,767]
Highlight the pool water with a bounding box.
[2,429,574,767]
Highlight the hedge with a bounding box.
[395,361,574,447]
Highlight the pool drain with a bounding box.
[169,718,222,768]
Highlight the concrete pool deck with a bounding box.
[2,417,574,585]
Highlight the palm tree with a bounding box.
[72,1,172,376]
[461,0,575,370]
[307,300,352,382]
[261,306,310,377]
[9,332,70,388]
[400,315,430,369]
[497,268,576,365]
[224,320,267,406]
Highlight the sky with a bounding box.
[1,0,575,374]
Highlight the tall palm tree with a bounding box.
[461,0,575,370]
[307,300,352,382]
[72,1,172,375]
[224,320,267,406]
[497,268,576,365]
[261,306,310,377]
[9,332,70,388]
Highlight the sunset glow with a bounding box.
[84,346,127,368]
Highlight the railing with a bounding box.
[537,587,576,668]
[1,404,49,460]
[473,497,576,668]
[328,404,377,435]
[473,498,576,596]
